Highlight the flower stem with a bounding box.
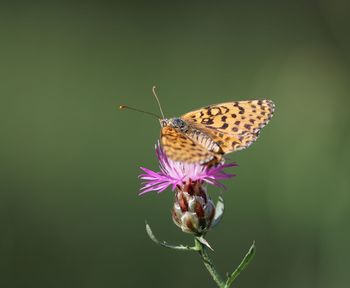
[145,223,255,288]
[195,237,226,287]
[195,238,256,288]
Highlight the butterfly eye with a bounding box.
[160,119,168,127]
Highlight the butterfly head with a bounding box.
[160,118,188,132]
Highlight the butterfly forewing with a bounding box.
[180,100,275,154]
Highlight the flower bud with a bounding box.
[172,180,215,235]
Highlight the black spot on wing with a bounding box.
[220,123,229,129]
[201,118,214,125]
[244,124,251,130]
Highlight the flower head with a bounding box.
[172,181,216,235]
[139,143,237,195]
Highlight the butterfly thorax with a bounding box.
[160,118,222,154]
[160,118,188,132]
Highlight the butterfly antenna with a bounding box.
[119,105,161,119]
[152,86,165,119]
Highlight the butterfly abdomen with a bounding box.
[186,127,223,154]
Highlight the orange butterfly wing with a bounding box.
[181,100,275,153]
[160,126,222,164]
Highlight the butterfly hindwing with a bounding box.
[160,126,222,164]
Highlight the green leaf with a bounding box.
[145,222,199,251]
[225,241,256,288]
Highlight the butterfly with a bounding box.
[120,87,275,165]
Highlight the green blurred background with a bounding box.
[1,1,349,287]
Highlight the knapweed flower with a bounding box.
[139,143,236,195]
[139,143,236,235]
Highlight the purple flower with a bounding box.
[139,143,237,195]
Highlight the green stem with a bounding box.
[195,238,256,288]
[145,223,255,288]
[195,237,226,287]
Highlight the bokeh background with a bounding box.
[1,1,349,287]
